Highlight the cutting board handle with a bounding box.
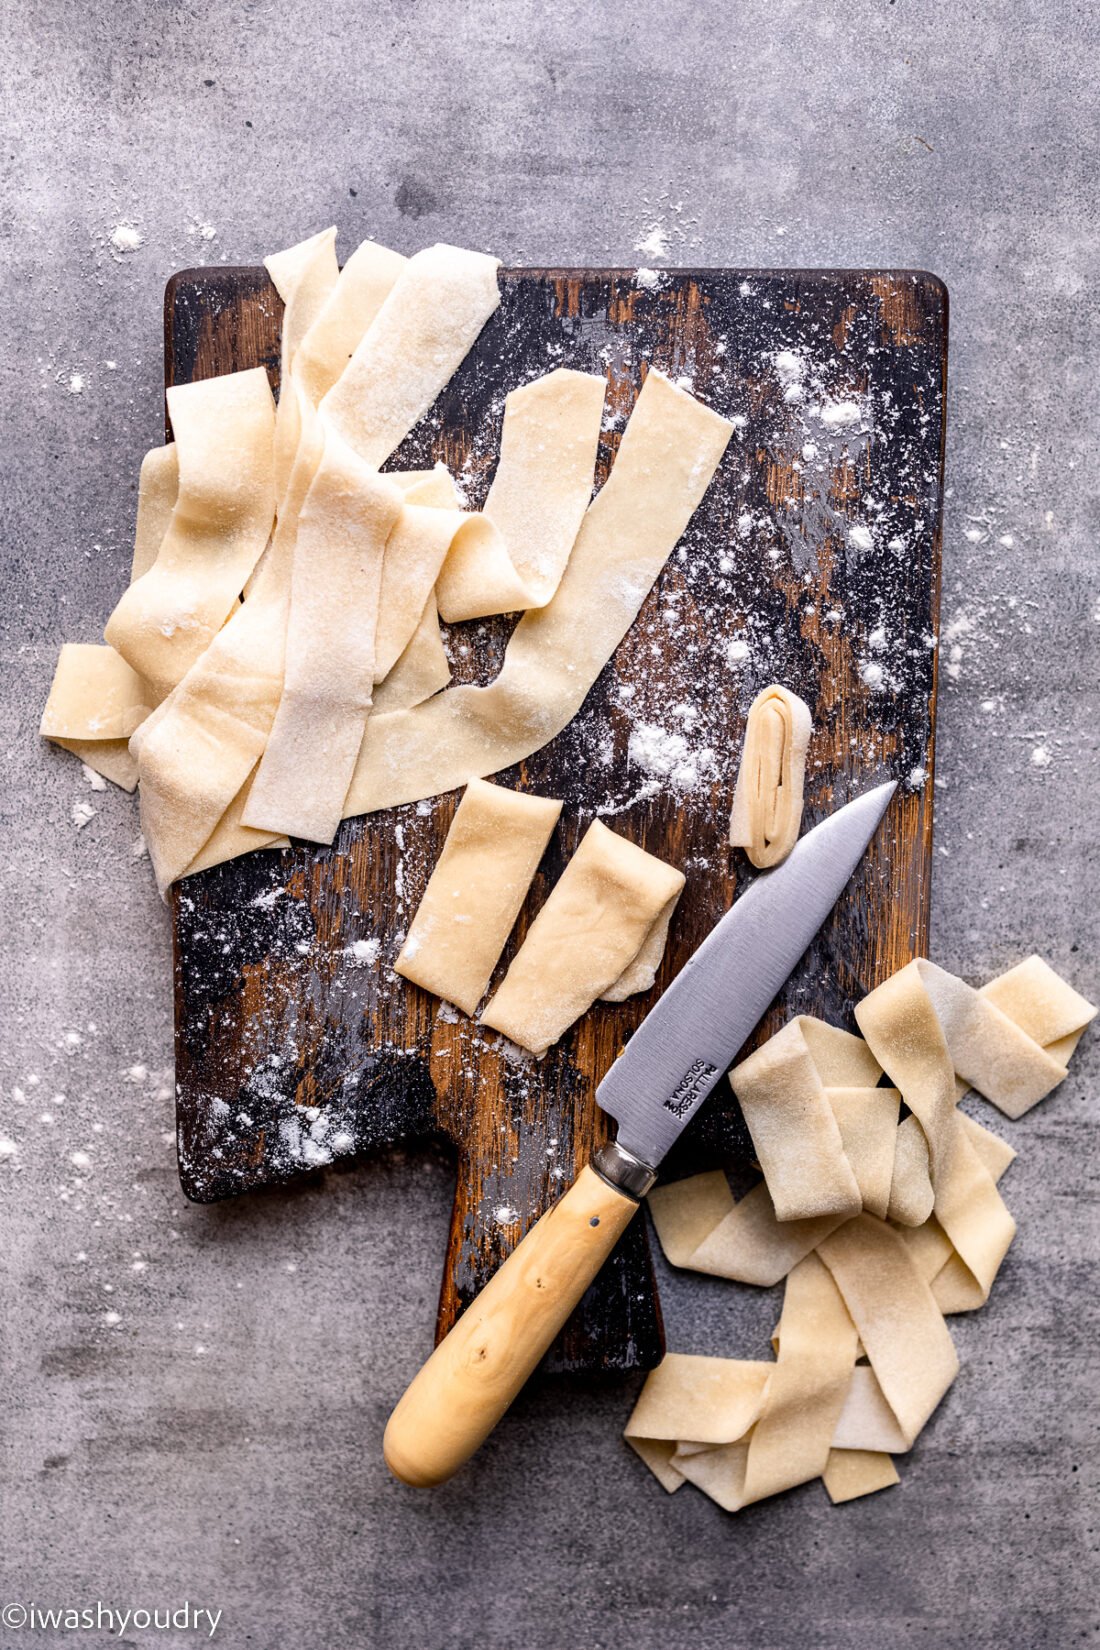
[384,1162,640,1486]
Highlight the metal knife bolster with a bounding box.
[590,1140,658,1201]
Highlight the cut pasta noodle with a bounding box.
[395,779,562,1017]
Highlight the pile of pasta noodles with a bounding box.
[39,228,733,895]
[626,955,1095,1510]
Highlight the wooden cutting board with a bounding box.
[168,263,946,1374]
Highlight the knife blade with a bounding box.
[599,777,898,1169]
[384,778,897,1486]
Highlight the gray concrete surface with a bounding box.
[2,2,1098,1646]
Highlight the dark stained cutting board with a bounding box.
[168,263,945,1375]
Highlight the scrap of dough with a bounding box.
[344,370,734,818]
[41,643,152,742]
[826,1087,901,1221]
[395,779,562,1016]
[371,595,451,715]
[817,1214,958,1450]
[648,1171,850,1286]
[822,1449,899,1504]
[481,820,685,1056]
[730,1019,863,1222]
[435,369,606,621]
[321,243,502,468]
[105,366,277,698]
[52,738,138,792]
[131,445,179,581]
[242,439,404,842]
[728,683,813,867]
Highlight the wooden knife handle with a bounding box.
[383,1163,640,1486]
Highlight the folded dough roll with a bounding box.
[480,820,685,1057]
[395,779,562,1017]
[728,683,813,867]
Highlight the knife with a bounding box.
[384,778,897,1485]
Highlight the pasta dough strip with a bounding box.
[856,961,1034,1304]
[344,370,734,819]
[242,439,404,843]
[371,595,451,715]
[480,821,685,1057]
[625,1256,859,1511]
[826,1087,901,1221]
[294,238,409,406]
[817,1214,958,1450]
[648,1171,851,1287]
[887,1113,936,1227]
[435,369,606,620]
[624,1354,774,1492]
[131,445,179,581]
[728,684,812,867]
[395,779,562,1016]
[321,243,502,468]
[105,367,277,698]
[730,1019,862,1221]
[266,226,340,506]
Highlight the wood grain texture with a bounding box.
[167,263,946,1375]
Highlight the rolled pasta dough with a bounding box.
[728,683,812,867]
